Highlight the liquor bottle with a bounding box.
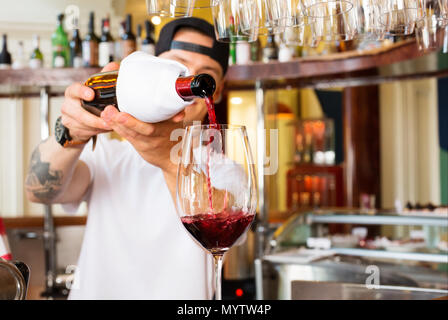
[121,14,136,58]
[29,35,44,69]
[114,21,125,62]
[12,41,26,69]
[236,42,250,65]
[69,18,83,68]
[141,20,155,55]
[229,42,236,65]
[99,17,114,67]
[136,23,142,51]
[278,43,294,62]
[81,70,216,117]
[262,34,278,62]
[51,14,70,68]
[82,11,100,67]
[0,34,12,69]
[250,37,261,62]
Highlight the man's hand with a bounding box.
[100,106,185,176]
[60,62,120,142]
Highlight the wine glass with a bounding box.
[176,124,257,300]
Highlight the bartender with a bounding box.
[24,17,229,299]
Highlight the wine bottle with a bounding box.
[262,34,278,62]
[0,34,12,69]
[136,23,142,51]
[99,17,115,67]
[81,71,216,116]
[250,37,261,62]
[30,35,44,69]
[121,14,136,58]
[69,18,83,68]
[82,11,100,67]
[114,21,125,62]
[51,14,70,68]
[236,42,251,65]
[141,20,155,55]
[12,41,26,69]
[229,42,236,66]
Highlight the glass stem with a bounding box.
[213,254,224,300]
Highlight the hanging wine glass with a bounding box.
[282,16,321,47]
[211,0,259,43]
[173,0,216,9]
[241,0,289,36]
[415,0,447,51]
[146,0,195,17]
[176,124,257,300]
[306,0,359,42]
[378,0,426,35]
[354,0,387,41]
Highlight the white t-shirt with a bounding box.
[63,135,213,300]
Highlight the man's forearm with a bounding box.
[25,136,85,203]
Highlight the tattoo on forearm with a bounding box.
[25,144,63,201]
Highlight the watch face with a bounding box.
[55,117,68,145]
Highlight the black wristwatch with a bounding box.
[55,116,88,148]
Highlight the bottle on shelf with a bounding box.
[30,35,44,69]
[262,34,278,62]
[12,41,26,69]
[121,14,136,59]
[0,34,12,69]
[51,13,70,68]
[99,17,115,67]
[114,20,125,62]
[278,43,294,62]
[141,20,155,55]
[69,17,83,68]
[81,70,216,117]
[250,37,261,62]
[136,23,142,51]
[236,42,251,65]
[82,11,100,67]
[229,42,236,66]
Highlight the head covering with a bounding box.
[155,17,229,76]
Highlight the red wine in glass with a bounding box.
[177,124,257,301]
[181,210,255,255]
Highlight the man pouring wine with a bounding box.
[24,17,233,299]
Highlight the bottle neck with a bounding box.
[72,29,80,39]
[2,35,7,52]
[89,14,95,34]
[145,21,154,39]
[33,37,40,49]
[175,74,216,100]
[102,19,110,35]
[126,15,132,34]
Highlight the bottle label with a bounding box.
[236,43,251,65]
[29,58,42,69]
[54,55,65,68]
[73,56,83,68]
[99,42,114,67]
[121,39,136,59]
[82,40,98,67]
[141,44,155,56]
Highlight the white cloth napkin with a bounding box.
[116,51,193,123]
